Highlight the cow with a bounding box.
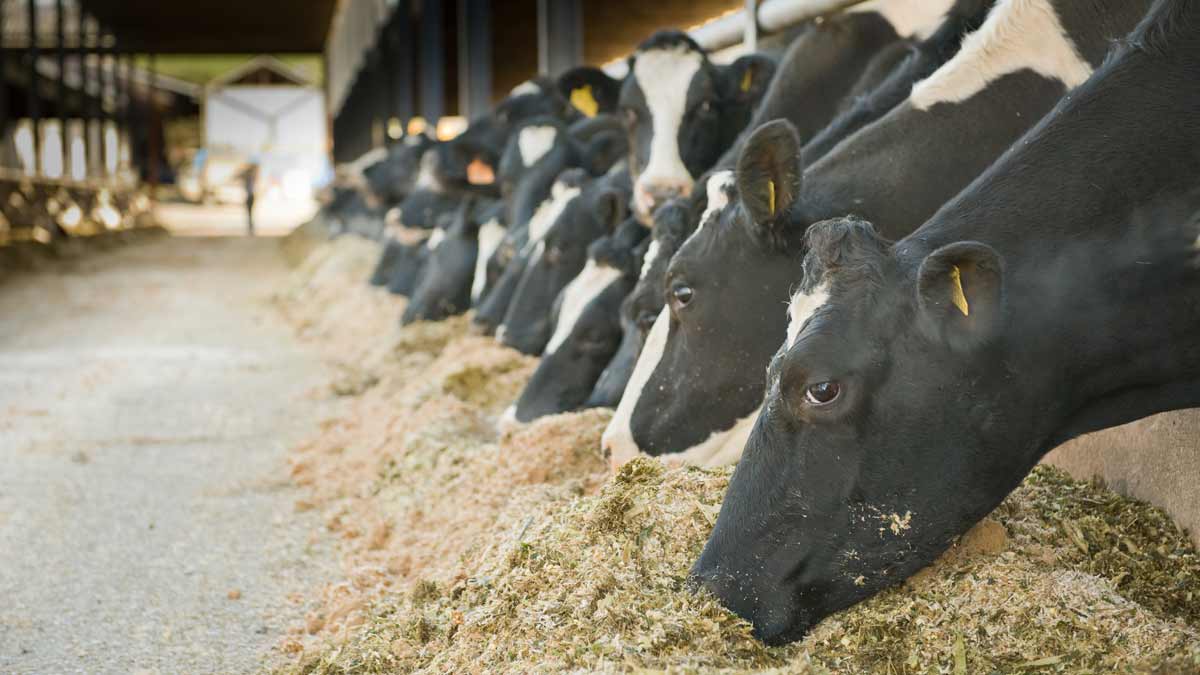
[369,187,464,296]
[693,0,1200,644]
[361,133,436,207]
[802,0,995,160]
[619,30,775,223]
[601,0,1155,468]
[585,199,696,409]
[401,198,505,325]
[497,166,632,355]
[504,218,648,424]
[472,116,628,335]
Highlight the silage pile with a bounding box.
[275,238,1200,674]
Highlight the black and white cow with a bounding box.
[602,0,1154,468]
[361,133,436,207]
[369,187,464,296]
[694,0,1200,644]
[401,198,505,325]
[620,30,775,223]
[497,167,632,355]
[473,117,628,334]
[504,218,648,424]
[802,0,995,160]
[585,199,696,409]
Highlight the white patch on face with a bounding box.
[415,151,442,191]
[385,207,403,232]
[471,218,505,303]
[525,182,581,248]
[545,261,623,355]
[639,240,661,279]
[511,80,541,97]
[851,0,956,40]
[426,227,446,251]
[518,126,558,168]
[602,307,669,470]
[661,405,762,468]
[694,170,735,237]
[495,324,509,344]
[910,0,1093,110]
[632,46,705,215]
[786,282,830,349]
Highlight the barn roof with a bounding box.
[77,0,338,54]
[207,56,315,90]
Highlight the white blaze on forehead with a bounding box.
[633,46,705,195]
[471,218,506,303]
[639,239,661,279]
[695,170,735,236]
[426,227,446,250]
[518,126,558,168]
[385,207,403,230]
[851,0,956,40]
[664,405,762,468]
[545,261,624,355]
[911,0,1093,110]
[525,182,581,247]
[415,152,441,191]
[511,80,541,97]
[602,307,669,469]
[786,282,831,349]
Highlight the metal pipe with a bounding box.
[55,0,65,179]
[26,0,40,175]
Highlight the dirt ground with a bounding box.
[0,235,339,674]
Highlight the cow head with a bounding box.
[693,195,1200,644]
[601,120,805,467]
[507,218,647,424]
[557,66,624,118]
[621,31,774,223]
[362,134,435,206]
[403,199,503,325]
[587,198,694,408]
[499,170,629,355]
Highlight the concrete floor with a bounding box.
[0,236,336,674]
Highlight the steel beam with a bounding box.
[457,0,491,121]
[537,0,581,77]
[417,0,444,124]
[26,0,40,175]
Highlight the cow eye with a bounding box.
[697,101,713,116]
[671,284,694,308]
[805,381,841,406]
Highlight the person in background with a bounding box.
[241,160,260,236]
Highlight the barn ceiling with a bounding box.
[78,0,338,54]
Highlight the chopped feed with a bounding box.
[273,240,1200,674]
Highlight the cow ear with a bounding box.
[736,120,802,229]
[557,66,623,117]
[725,54,775,104]
[917,242,1005,350]
[594,189,628,233]
[584,130,628,176]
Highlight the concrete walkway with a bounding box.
[0,236,335,674]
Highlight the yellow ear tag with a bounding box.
[949,265,970,317]
[767,179,776,216]
[570,85,599,117]
[740,68,754,93]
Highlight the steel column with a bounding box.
[457,0,491,121]
[389,2,415,131]
[417,0,444,124]
[26,0,40,175]
[537,0,582,77]
[55,0,66,179]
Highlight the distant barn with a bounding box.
[198,56,329,205]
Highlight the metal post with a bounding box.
[536,0,582,77]
[417,0,444,125]
[99,28,110,176]
[458,0,491,121]
[55,0,66,179]
[122,50,132,172]
[147,52,158,191]
[75,4,87,178]
[0,0,9,166]
[86,13,99,177]
[26,0,40,175]
[390,2,415,130]
[744,0,759,53]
